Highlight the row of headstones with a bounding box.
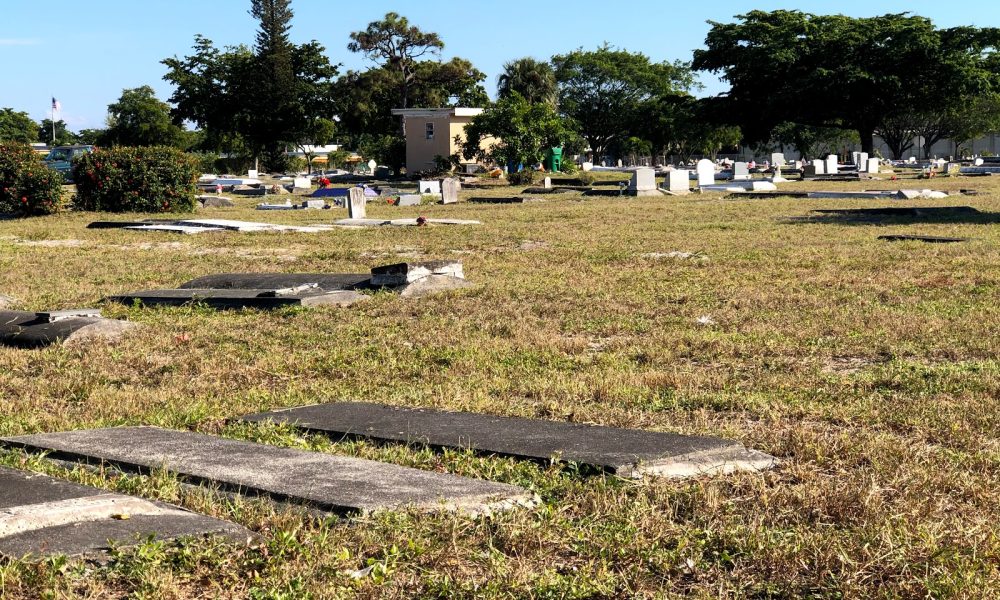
[348,179,460,217]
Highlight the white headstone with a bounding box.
[441,178,459,204]
[348,187,366,219]
[247,169,258,179]
[293,177,311,189]
[696,159,715,186]
[367,159,377,172]
[397,194,422,206]
[665,170,690,193]
[857,152,869,169]
[908,156,917,164]
[975,158,984,166]
[418,180,441,194]
[628,167,657,193]
[733,162,750,181]
[617,159,623,168]
[770,153,785,167]
[811,159,826,175]
[581,162,594,172]
[543,176,552,189]
[866,158,880,174]
[825,155,838,174]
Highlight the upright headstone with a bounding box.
[543,176,552,189]
[825,155,838,175]
[665,170,690,193]
[247,169,258,179]
[418,180,441,194]
[293,177,311,189]
[811,159,826,175]
[867,158,881,174]
[770,153,785,167]
[348,187,366,219]
[946,162,961,175]
[367,159,377,173]
[696,159,715,186]
[581,162,594,172]
[441,178,459,204]
[627,167,660,196]
[733,162,750,181]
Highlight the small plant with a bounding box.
[73,146,199,213]
[0,142,65,216]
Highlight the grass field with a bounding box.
[1,173,998,598]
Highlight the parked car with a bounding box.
[44,145,93,182]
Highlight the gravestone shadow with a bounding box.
[783,206,1000,225]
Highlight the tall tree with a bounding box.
[497,58,557,105]
[0,108,39,143]
[37,119,77,146]
[348,12,444,109]
[552,45,695,159]
[98,86,187,148]
[163,4,339,171]
[461,93,569,172]
[693,11,1000,154]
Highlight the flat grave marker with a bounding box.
[0,466,247,558]
[0,428,535,516]
[0,310,134,349]
[239,402,777,479]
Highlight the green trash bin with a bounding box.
[546,147,563,172]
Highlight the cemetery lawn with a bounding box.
[1,174,999,598]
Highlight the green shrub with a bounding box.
[560,160,579,175]
[0,142,65,215]
[73,146,199,212]
[576,172,596,186]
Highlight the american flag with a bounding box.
[51,97,60,112]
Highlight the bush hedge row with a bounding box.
[73,146,198,213]
[0,142,65,215]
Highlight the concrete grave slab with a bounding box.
[197,195,235,208]
[1,428,535,516]
[878,234,969,243]
[397,194,422,206]
[107,289,368,310]
[176,219,333,233]
[179,273,372,292]
[334,218,480,228]
[124,225,227,234]
[370,261,463,286]
[1,311,134,349]
[0,466,249,559]
[468,196,546,204]
[239,402,777,479]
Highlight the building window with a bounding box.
[425,122,434,140]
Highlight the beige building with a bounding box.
[391,107,486,174]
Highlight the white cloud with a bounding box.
[0,39,40,46]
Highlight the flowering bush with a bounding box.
[0,142,65,215]
[73,146,198,212]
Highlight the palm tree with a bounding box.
[497,58,557,106]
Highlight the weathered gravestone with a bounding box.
[397,194,422,206]
[664,170,690,194]
[441,178,460,204]
[0,466,249,559]
[852,152,869,168]
[696,159,715,186]
[239,402,778,479]
[733,162,750,181]
[348,187,367,219]
[771,152,785,167]
[627,167,662,196]
[543,176,552,189]
[0,428,535,516]
[825,155,839,174]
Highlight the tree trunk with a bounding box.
[859,127,875,155]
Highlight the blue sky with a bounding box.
[2,0,998,130]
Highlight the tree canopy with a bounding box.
[98,86,188,148]
[553,45,696,158]
[498,58,557,106]
[0,108,38,143]
[462,93,569,170]
[693,10,1000,154]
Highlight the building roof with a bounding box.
[391,107,484,118]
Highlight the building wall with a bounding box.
[403,114,453,173]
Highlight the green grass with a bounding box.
[1,174,998,598]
